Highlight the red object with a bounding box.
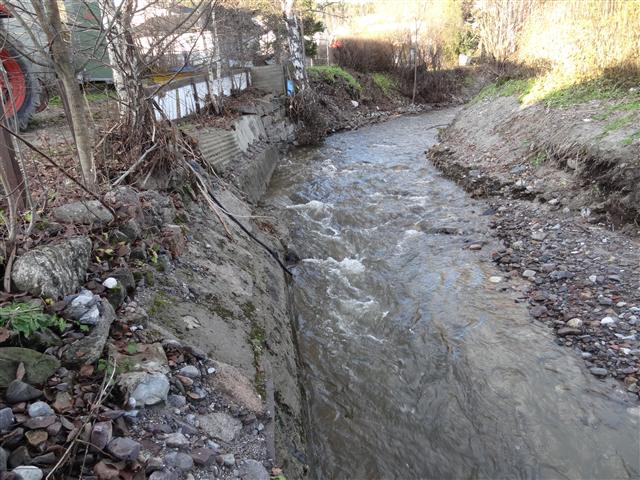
[0,4,11,17]
[0,48,27,117]
[330,39,343,49]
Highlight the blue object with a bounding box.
[286,79,294,96]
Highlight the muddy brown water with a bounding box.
[264,110,640,480]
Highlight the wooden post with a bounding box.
[0,125,25,211]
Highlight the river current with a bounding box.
[264,110,640,479]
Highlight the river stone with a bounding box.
[0,408,14,432]
[5,381,42,403]
[61,300,115,367]
[0,447,7,471]
[52,200,113,225]
[197,412,242,443]
[590,367,608,377]
[164,451,193,471]
[107,437,141,461]
[118,372,170,406]
[566,318,583,328]
[238,459,269,480]
[165,432,189,449]
[0,348,60,388]
[27,402,53,418]
[12,237,92,299]
[11,466,43,480]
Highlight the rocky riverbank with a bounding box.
[0,96,307,479]
[428,96,640,399]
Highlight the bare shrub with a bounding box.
[288,89,329,146]
[332,38,397,73]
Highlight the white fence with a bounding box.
[152,71,250,121]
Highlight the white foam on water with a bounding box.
[287,200,330,211]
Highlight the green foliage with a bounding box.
[531,151,547,167]
[472,78,535,104]
[454,27,479,56]
[371,72,396,95]
[622,130,640,146]
[308,65,362,93]
[126,342,139,354]
[539,78,638,108]
[0,303,67,338]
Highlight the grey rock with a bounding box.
[0,447,7,471]
[11,466,43,480]
[165,432,189,449]
[111,268,136,294]
[590,367,608,377]
[8,446,30,468]
[0,349,60,388]
[598,296,613,306]
[197,412,242,443]
[167,395,186,408]
[566,318,583,328]
[145,457,164,474]
[149,469,178,480]
[238,459,269,480]
[557,327,581,337]
[164,451,193,471]
[107,437,141,461]
[52,200,113,225]
[121,219,143,242]
[64,289,100,321]
[118,372,169,406]
[0,408,15,432]
[190,448,217,466]
[62,300,115,367]
[27,402,53,418]
[219,453,235,467]
[178,365,200,378]
[90,421,112,450]
[522,269,536,279]
[12,237,92,299]
[5,381,42,403]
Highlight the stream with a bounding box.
[264,110,640,479]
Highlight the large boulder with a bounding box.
[52,200,113,226]
[0,347,60,388]
[12,237,92,299]
[61,300,115,366]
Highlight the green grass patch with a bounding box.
[371,72,396,95]
[472,78,535,104]
[622,130,640,146]
[603,113,636,134]
[308,65,361,92]
[538,78,636,108]
[49,90,110,107]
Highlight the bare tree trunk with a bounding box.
[207,4,222,114]
[31,0,96,188]
[282,0,307,91]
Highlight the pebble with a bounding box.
[600,317,616,325]
[149,469,177,480]
[238,459,269,480]
[590,367,608,377]
[91,421,113,450]
[522,269,536,279]
[0,408,15,432]
[217,453,235,468]
[5,381,42,404]
[178,365,201,378]
[167,394,187,408]
[165,432,190,449]
[27,402,54,418]
[566,318,583,328]
[165,451,194,471]
[102,277,118,289]
[11,466,43,480]
[489,276,502,283]
[107,437,141,461]
[0,447,8,471]
[191,447,217,466]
